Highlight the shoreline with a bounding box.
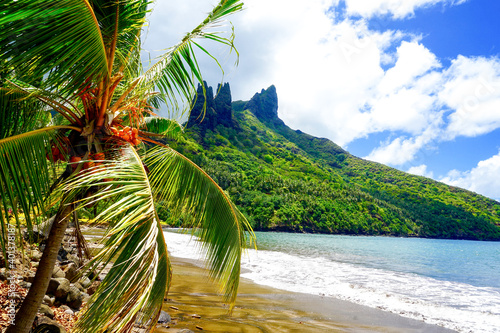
[157,257,457,333]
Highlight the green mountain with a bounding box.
[166,82,500,240]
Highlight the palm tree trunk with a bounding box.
[6,204,73,333]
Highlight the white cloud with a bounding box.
[439,56,500,139]
[365,136,423,165]
[440,151,500,201]
[344,0,468,19]
[270,18,401,145]
[377,41,440,95]
[369,88,436,134]
[408,164,434,178]
[364,122,440,165]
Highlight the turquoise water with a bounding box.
[254,232,500,289]
[164,231,500,332]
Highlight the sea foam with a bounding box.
[163,230,500,333]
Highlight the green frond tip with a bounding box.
[65,146,171,333]
[142,117,183,140]
[145,145,255,309]
[0,126,74,253]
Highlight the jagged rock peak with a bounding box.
[187,82,213,127]
[186,81,234,131]
[214,82,232,127]
[246,85,279,122]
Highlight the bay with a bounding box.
[163,230,500,333]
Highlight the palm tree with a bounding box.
[0,1,254,332]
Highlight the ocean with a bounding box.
[163,230,500,333]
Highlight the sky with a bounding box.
[143,0,500,202]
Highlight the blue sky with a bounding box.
[144,0,500,201]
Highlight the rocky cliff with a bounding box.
[186,82,235,132]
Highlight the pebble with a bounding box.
[39,304,55,319]
[52,266,66,279]
[158,310,171,323]
[66,285,83,309]
[54,278,71,299]
[35,317,67,333]
[43,295,54,307]
[79,276,92,289]
[30,250,43,261]
[63,262,78,282]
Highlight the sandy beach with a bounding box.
[156,258,457,333]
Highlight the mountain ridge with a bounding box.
[175,83,500,240]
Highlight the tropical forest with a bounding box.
[170,82,500,241]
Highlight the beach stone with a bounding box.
[52,266,65,279]
[47,278,60,294]
[73,281,85,291]
[63,262,78,282]
[86,280,100,295]
[54,278,71,299]
[59,305,72,311]
[66,285,83,309]
[64,308,74,315]
[24,271,36,283]
[30,249,43,261]
[19,281,31,289]
[79,276,92,289]
[58,246,69,261]
[158,310,171,323]
[0,268,7,280]
[66,254,81,267]
[42,295,54,307]
[34,317,67,333]
[38,304,54,319]
[81,292,90,303]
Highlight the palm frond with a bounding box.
[0,126,77,253]
[1,81,84,128]
[0,87,52,139]
[0,0,109,96]
[142,117,183,140]
[144,145,255,309]
[135,0,243,116]
[66,146,170,333]
[91,0,151,72]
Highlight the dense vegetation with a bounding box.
[167,82,500,241]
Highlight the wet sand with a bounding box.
[155,258,457,333]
